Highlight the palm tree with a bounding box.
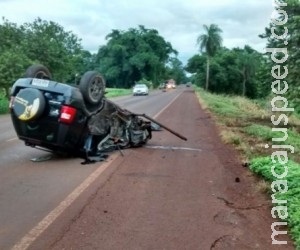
[197,24,223,90]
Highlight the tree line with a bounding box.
[0,17,187,98]
[186,23,269,99]
[95,25,186,88]
[186,40,265,99]
[187,0,300,112]
[1,1,299,110]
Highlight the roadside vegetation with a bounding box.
[0,91,8,114]
[0,17,187,113]
[105,88,132,98]
[0,17,187,101]
[190,2,300,245]
[195,86,300,248]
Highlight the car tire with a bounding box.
[13,88,46,121]
[24,64,52,79]
[79,71,105,105]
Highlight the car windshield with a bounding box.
[135,84,147,88]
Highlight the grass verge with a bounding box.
[0,96,9,114]
[105,88,132,98]
[250,157,300,247]
[195,86,300,247]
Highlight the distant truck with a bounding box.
[166,79,176,89]
[159,79,176,92]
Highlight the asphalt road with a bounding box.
[0,86,295,249]
[0,88,180,250]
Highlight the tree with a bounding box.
[197,24,223,90]
[166,57,187,85]
[67,50,97,84]
[186,46,264,98]
[255,55,271,98]
[185,54,206,86]
[21,18,83,81]
[0,49,31,98]
[0,17,98,98]
[234,46,258,96]
[0,18,31,97]
[95,26,177,88]
[0,17,24,51]
[260,0,300,110]
[185,54,206,75]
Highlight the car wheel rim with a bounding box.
[90,78,102,101]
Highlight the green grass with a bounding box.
[196,87,268,119]
[244,124,300,155]
[105,88,132,98]
[243,124,274,140]
[0,91,9,114]
[196,87,300,248]
[197,89,243,117]
[250,157,300,248]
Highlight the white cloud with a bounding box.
[0,0,274,64]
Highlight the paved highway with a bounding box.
[0,88,180,249]
[0,86,294,249]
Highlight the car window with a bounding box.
[135,84,147,88]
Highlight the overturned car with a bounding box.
[9,65,186,163]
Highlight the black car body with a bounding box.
[10,65,152,161]
[10,77,90,154]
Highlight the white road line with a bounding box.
[11,153,118,250]
[153,92,182,119]
[6,137,17,142]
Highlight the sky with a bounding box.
[0,0,274,65]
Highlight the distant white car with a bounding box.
[133,84,149,96]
